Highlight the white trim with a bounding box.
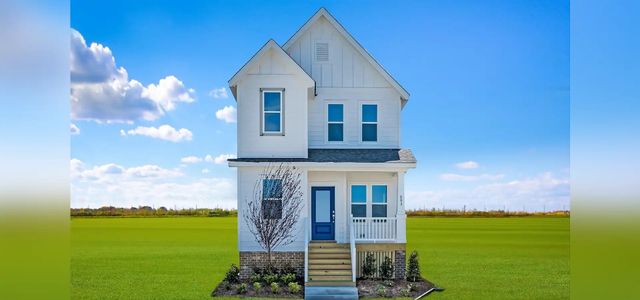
[325,102,345,143]
[261,89,284,135]
[359,102,379,143]
[282,8,410,102]
[228,161,416,170]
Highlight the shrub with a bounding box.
[408,283,417,292]
[263,273,279,285]
[362,252,377,278]
[281,273,296,284]
[270,282,280,293]
[250,272,262,284]
[379,256,394,280]
[224,264,240,284]
[253,282,262,293]
[400,286,411,297]
[406,250,422,282]
[236,283,247,294]
[375,285,387,297]
[280,263,296,275]
[288,282,301,293]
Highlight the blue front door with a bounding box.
[311,187,335,240]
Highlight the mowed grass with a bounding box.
[71,217,569,299]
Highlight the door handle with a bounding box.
[332,211,335,222]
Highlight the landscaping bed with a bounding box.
[357,278,437,298]
[211,265,303,298]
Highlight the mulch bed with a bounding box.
[211,280,303,298]
[357,278,438,298]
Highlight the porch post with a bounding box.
[396,171,407,243]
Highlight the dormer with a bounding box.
[229,40,315,158]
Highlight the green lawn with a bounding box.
[71,217,569,299]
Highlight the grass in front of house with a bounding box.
[71,216,569,299]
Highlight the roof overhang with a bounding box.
[228,161,416,171]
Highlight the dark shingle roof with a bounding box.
[228,149,416,164]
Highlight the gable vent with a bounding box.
[315,42,329,62]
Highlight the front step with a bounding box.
[309,269,352,276]
[309,253,350,259]
[306,241,355,291]
[305,286,358,300]
[305,281,356,287]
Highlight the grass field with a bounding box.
[71,217,569,299]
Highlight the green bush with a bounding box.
[378,256,394,280]
[263,273,279,285]
[406,250,422,282]
[236,283,247,294]
[288,282,301,293]
[408,283,417,292]
[362,252,377,278]
[253,282,262,292]
[270,282,280,293]
[375,285,387,297]
[280,273,296,284]
[223,264,240,284]
[250,272,262,283]
[279,263,296,275]
[400,286,411,297]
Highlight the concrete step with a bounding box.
[305,286,358,300]
[309,253,350,259]
[308,264,351,270]
[305,281,356,287]
[309,269,352,276]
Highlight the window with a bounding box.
[262,90,283,134]
[327,104,343,142]
[262,179,283,219]
[372,185,387,217]
[362,104,377,142]
[350,185,366,217]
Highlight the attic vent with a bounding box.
[315,42,329,62]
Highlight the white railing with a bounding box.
[349,214,356,282]
[304,216,310,283]
[352,217,397,242]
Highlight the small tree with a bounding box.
[362,252,377,279]
[406,251,422,282]
[379,256,394,279]
[244,164,303,270]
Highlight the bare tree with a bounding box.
[243,163,304,270]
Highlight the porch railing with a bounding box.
[351,217,397,242]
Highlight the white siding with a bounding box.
[308,87,401,148]
[236,48,313,158]
[237,167,308,252]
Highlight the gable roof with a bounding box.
[228,39,315,99]
[283,8,410,104]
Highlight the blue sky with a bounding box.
[70,0,569,211]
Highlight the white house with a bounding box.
[228,8,416,292]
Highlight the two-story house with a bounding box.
[228,8,416,294]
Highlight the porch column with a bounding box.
[396,171,407,243]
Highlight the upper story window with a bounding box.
[350,185,366,217]
[261,89,284,135]
[327,104,344,142]
[262,179,283,219]
[372,185,387,217]
[362,104,378,142]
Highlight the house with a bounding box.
[227,7,416,294]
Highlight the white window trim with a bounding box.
[359,102,379,143]
[260,89,284,136]
[349,183,368,218]
[371,184,388,218]
[326,102,344,143]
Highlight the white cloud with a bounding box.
[70,123,80,135]
[121,125,193,142]
[201,168,210,174]
[181,156,203,164]
[205,153,236,164]
[215,105,237,123]
[455,161,479,169]
[70,29,195,123]
[70,159,236,209]
[439,173,504,181]
[407,172,570,212]
[208,87,228,99]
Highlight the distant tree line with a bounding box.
[70,206,237,217]
[406,208,570,217]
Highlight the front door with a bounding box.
[311,187,335,240]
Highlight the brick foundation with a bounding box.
[239,251,304,279]
[394,250,406,279]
